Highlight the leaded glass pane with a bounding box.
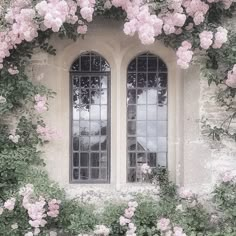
[70,52,110,183]
[127,53,168,182]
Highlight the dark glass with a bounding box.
[128,169,136,182]
[73,136,80,151]
[129,153,136,167]
[91,153,99,167]
[138,57,147,71]
[91,56,101,71]
[137,73,146,87]
[148,57,158,71]
[73,153,79,167]
[148,73,158,88]
[127,121,136,135]
[127,105,136,120]
[100,168,107,179]
[127,89,136,104]
[80,168,89,180]
[148,153,157,167]
[159,60,167,72]
[73,169,79,180]
[91,169,99,179]
[128,137,136,151]
[127,74,136,88]
[128,59,136,71]
[81,56,90,71]
[80,153,89,167]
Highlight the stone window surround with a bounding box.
[39,23,186,194]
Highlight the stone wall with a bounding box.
[28,19,236,201]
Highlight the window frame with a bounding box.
[69,53,111,184]
[126,52,168,183]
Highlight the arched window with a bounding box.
[127,53,168,182]
[70,52,111,183]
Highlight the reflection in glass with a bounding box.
[127,53,168,182]
[71,52,110,182]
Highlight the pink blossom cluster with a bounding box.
[116,0,163,45]
[176,41,193,69]
[162,12,186,35]
[226,64,236,88]
[8,66,19,75]
[66,0,79,24]
[77,0,96,22]
[36,124,59,141]
[183,0,209,25]
[157,218,187,236]
[199,28,228,50]
[35,0,69,32]
[34,94,47,113]
[47,199,61,217]
[199,30,213,49]
[213,27,228,48]
[119,201,138,236]
[19,184,61,236]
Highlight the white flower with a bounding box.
[0,207,3,215]
[49,231,57,236]
[11,223,18,230]
[0,95,6,104]
[9,134,20,143]
[25,232,33,236]
[94,225,110,235]
[4,198,16,211]
[141,163,152,174]
[128,201,138,208]
[119,216,130,226]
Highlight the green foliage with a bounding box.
[58,200,97,235]
[101,203,126,235]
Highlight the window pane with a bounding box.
[127,53,168,182]
[70,52,110,183]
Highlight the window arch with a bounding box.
[127,52,168,182]
[70,52,111,183]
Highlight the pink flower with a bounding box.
[179,187,194,199]
[226,65,236,88]
[176,41,193,69]
[47,199,61,218]
[222,171,235,183]
[34,95,47,113]
[119,216,130,226]
[36,125,59,141]
[157,218,170,231]
[199,30,213,49]
[4,198,16,211]
[80,7,94,22]
[174,226,187,236]
[124,208,135,219]
[213,27,228,49]
[77,25,88,34]
[8,67,19,75]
